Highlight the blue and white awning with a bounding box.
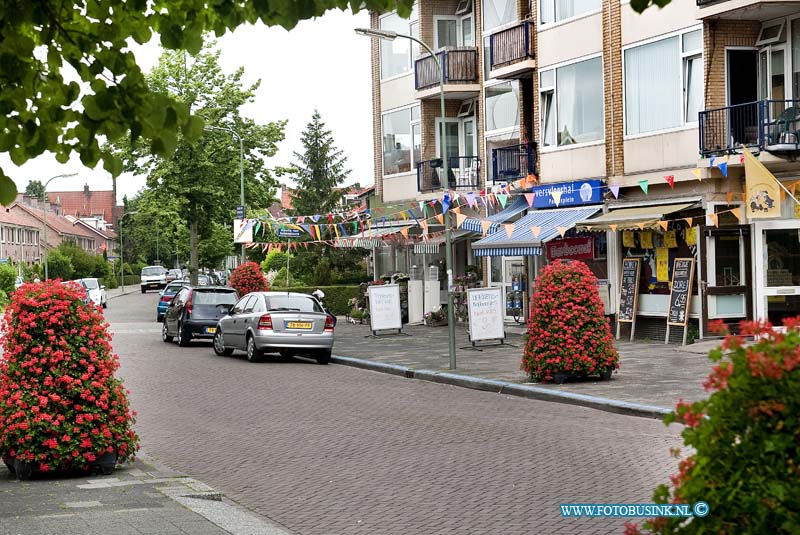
[472,206,602,257]
[461,195,529,234]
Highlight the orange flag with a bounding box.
[683,217,693,227]
[480,220,492,236]
[609,224,618,232]
[658,220,669,231]
[530,226,542,238]
[400,227,409,237]
[636,223,645,231]
[456,213,467,228]
[707,213,719,227]
[556,226,568,238]
[731,207,743,223]
[504,224,515,238]
[436,214,444,225]
[453,206,462,214]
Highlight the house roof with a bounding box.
[0,208,44,229]
[48,188,117,219]
[11,203,99,240]
[72,219,117,240]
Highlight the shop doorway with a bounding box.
[753,220,800,322]
[700,225,752,330]
[489,255,526,321]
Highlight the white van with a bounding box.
[140,265,168,293]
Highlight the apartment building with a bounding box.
[0,209,42,264]
[368,0,800,334]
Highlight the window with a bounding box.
[482,0,516,31]
[792,19,800,98]
[379,7,419,79]
[624,29,702,136]
[382,105,421,176]
[485,81,520,132]
[434,12,474,50]
[756,19,785,46]
[540,0,600,24]
[539,56,604,146]
[265,295,323,313]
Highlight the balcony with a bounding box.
[414,48,480,100]
[696,0,799,20]
[489,21,536,80]
[417,156,481,193]
[699,99,800,157]
[491,142,536,183]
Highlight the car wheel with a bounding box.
[177,323,190,347]
[102,301,107,309]
[161,322,173,343]
[141,287,146,294]
[213,331,233,356]
[315,349,331,365]
[157,314,163,323]
[246,335,263,363]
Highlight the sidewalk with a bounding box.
[330,320,717,413]
[0,453,291,535]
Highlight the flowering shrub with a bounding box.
[229,261,268,296]
[0,280,139,473]
[626,319,800,535]
[522,260,618,381]
[423,308,447,326]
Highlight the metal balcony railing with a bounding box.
[698,99,800,156]
[489,21,535,70]
[417,156,481,192]
[492,142,536,183]
[414,48,479,90]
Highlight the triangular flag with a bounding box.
[328,213,334,224]
[400,212,408,221]
[400,227,409,237]
[683,217,693,227]
[530,226,542,238]
[480,220,492,236]
[709,155,716,168]
[658,220,669,231]
[556,226,568,238]
[638,180,649,195]
[504,224,515,238]
[551,190,563,207]
[297,216,305,224]
[497,194,508,208]
[456,213,467,228]
[726,192,734,204]
[436,214,444,225]
[524,193,534,207]
[609,185,620,199]
[453,206,462,214]
[665,175,675,188]
[609,224,618,232]
[731,207,743,223]
[718,162,728,177]
[420,220,428,233]
[707,213,719,227]
[466,191,476,208]
[311,214,321,223]
[691,168,702,181]
[636,223,645,231]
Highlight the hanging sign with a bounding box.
[531,179,604,208]
[235,205,245,220]
[546,237,594,261]
[368,284,403,333]
[467,286,505,343]
[667,258,695,326]
[656,247,670,282]
[233,219,253,244]
[276,228,302,238]
[618,258,640,323]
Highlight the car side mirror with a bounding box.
[220,303,234,314]
[101,285,105,290]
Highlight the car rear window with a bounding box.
[265,295,322,313]
[193,290,238,305]
[142,267,166,276]
[82,279,99,289]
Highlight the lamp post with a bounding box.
[356,27,456,370]
[119,210,138,292]
[42,172,78,279]
[206,125,245,264]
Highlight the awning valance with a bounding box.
[575,202,696,231]
[471,206,601,257]
[336,223,415,248]
[461,195,529,234]
[412,230,472,254]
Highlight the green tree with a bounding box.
[289,110,350,217]
[25,180,45,200]
[46,250,74,281]
[0,263,17,294]
[0,0,413,205]
[198,222,234,269]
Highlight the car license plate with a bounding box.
[205,327,217,334]
[286,321,312,329]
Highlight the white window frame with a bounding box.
[381,104,422,179]
[433,14,474,50]
[539,0,602,29]
[622,26,704,139]
[537,53,606,152]
[484,79,521,136]
[756,19,785,46]
[379,8,420,82]
[434,117,479,159]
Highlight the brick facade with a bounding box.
[703,19,761,110]
[370,11,384,199]
[602,0,624,178]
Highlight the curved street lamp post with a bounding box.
[42,173,78,280]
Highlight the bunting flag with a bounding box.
[466,191,476,208]
[683,217,693,227]
[311,215,320,223]
[254,221,262,236]
[658,220,669,231]
[297,216,305,224]
[327,213,334,224]
[400,227,409,238]
[314,225,321,239]
[665,175,675,188]
[556,226,568,238]
[456,213,467,228]
[400,212,408,221]
[420,220,428,234]
[453,206,462,215]
[691,168,702,181]
[333,224,340,239]
[436,214,444,225]
[609,185,620,199]
[639,180,649,195]
[262,243,269,253]
[338,223,347,237]
[524,192,534,207]
[726,192,734,204]
[707,213,719,227]
[441,193,451,213]
[552,190,563,207]
[530,226,542,238]
[609,224,618,231]
[636,223,646,231]
[497,194,508,208]
[731,207,743,223]
[504,224,514,238]
[709,156,716,168]
[718,162,728,177]
[480,220,492,236]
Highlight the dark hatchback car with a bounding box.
[161,286,239,347]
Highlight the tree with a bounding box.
[115,43,285,284]
[290,110,350,217]
[0,0,414,205]
[24,180,45,200]
[44,249,74,281]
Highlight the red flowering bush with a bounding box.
[626,319,800,535]
[229,261,269,296]
[522,260,618,381]
[0,280,139,474]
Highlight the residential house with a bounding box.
[10,202,99,254]
[0,208,42,264]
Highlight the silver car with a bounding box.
[213,292,334,364]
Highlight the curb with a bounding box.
[108,288,140,300]
[330,355,671,420]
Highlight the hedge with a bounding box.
[102,275,141,287]
[280,285,361,315]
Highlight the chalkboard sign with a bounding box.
[618,258,640,323]
[667,258,695,326]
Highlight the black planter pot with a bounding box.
[93,452,117,475]
[13,459,32,481]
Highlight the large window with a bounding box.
[482,0,516,31]
[539,57,603,147]
[540,0,600,25]
[624,29,702,136]
[382,106,420,176]
[485,81,520,132]
[379,7,419,79]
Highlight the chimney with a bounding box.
[84,183,89,195]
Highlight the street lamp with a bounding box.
[206,125,245,264]
[118,210,138,292]
[356,27,457,370]
[42,172,78,279]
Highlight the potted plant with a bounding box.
[424,307,448,327]
[229,261,269,296]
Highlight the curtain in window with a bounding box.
[684,55,702,123]
[557,57,603,144]
[482,0,516,31]
[485,82,519,131]
[556,0,574,22]
[625,37,680,135]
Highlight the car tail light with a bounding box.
[160,295,172,303]
[186,294,193,316]
[258,314,273,330]
[324,315,335,332]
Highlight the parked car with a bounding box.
[77,278,107,308]
[166,269,183,283]
[14,276,23,290]
[61,281,91,304]
[176,274,210,286]
[161,286,239,347]
[140,265,168,293]
[157,280,191,322]
[212,292,334,364]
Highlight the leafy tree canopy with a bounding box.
[0,0,414,205]
[24,180,45,199]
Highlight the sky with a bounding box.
[0,9,374,204]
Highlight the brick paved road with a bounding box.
[110,293,684,535]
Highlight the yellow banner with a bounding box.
[685,226,697,246]
[743,146,781,219]
[664,230,678,248]
[656,247,670,282]
[640,230,653,249]
[622,230,635,248]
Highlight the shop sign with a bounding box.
[532,179,603,209]
[546,237,594,260]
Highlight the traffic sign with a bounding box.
[235,205,245,219]
[276,228,302,238]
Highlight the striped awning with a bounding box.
[471,206,602,257]
[335,223,414,248]
[461,195,529,234]
[412,229,472,254]
[414,242,440,254]
[575,202,696,231]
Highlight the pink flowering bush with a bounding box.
[523,260,618,382]
[0,280,139,474]
[229,261,268,297]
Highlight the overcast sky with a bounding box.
[0,9,374,204]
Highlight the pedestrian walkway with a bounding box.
[331,320,715,411]
[0,454,291,535]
